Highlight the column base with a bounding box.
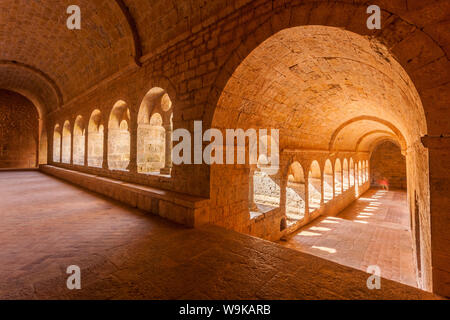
[160,167,172,175]
[127,162,137,173]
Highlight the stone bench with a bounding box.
[40,165,210,227]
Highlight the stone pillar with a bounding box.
[59,129,63,163]
[305,175,310,221]
[320,173,325,206]
[248,168,258,211]
[348,166,351,189]
[84,127,89,167]
[127,114,138,173]
[102,126,108,170]
[160,123,173,175]
[70,125,74,165]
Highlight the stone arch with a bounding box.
[0,60,62,110]
[355,130,398,152]
[369,137,402,155]
[137,87,173,174]
[250,154,281,214]
[329,116,408,153]
[308,160,321,213]
[61,120,71,164]
[209,24,428,212]
[73,115,85,166]
[88,109,104,168]
[108,100,130,170]
[365,160,369,181]
[0,1,137,107]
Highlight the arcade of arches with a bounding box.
[0,0,449,299]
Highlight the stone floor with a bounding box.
[0,171,437,299]
[280,189,417,288]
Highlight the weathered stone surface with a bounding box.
[0,90,39,168]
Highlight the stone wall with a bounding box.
[0,90,38,169]
[370,141,407,189]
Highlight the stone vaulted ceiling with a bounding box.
[0,0,448,144]
[0,0,135,112]
[213,26,427,151]
[0,0,253,115]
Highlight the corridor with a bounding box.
[280,189,417,287]
[0,171,432,299]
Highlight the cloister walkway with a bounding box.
[280,189,417,288]
[0,171,433,299]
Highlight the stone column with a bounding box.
[248,168,258,211]
[70,124,74,165]
[127,114,138,173]
[102,126,108,170]
[332,170,336,198]
[305,175,310,221]
[84,127,89,167]
[320,173,325,206]
[35,118,43,167]
[47,123,53,164]
[279,173,287,216]
[160,124,173,175]
[59,129,63,163]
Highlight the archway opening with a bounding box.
[137,88,173,175]
[61,121,71,164]
[209,25,430,290]
[108,101,130,171]
[335,159,342,196]
[53,124,61,163]
[308,161,321,213]
[370,141,406,190]
[88,109,104,168]
[343,158,349,191]
[250,159,281,217]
